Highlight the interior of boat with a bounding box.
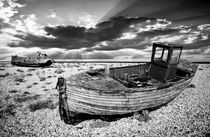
[86,43,196,89]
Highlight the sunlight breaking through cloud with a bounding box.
[77,13,97,28]
[118,32,137,40]
[0,0,210,60]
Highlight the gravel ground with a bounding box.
[0,63,209,137]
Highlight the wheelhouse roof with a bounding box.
[153,42,183,49]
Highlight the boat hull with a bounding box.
[64,77,192,115]
[55,61,197,123]
[11,56,53,67]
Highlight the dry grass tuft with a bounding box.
[0,68,5,71]
[26,73,33,76]
[27,85,32,88]
[33,82,38,85]
[54,69,65,74]
[14,94,40,103]
[27,99,56,112]
[0,73,9,78]
[132,110,151,122]
[39,77,46,81]
[9,90,19,93]
[43,89,49,91]
[46,82,52,85]
[23,91,30,95]
[0,103,16,118]
[27,68,36,72]
[4,95,11,101]
[17,69,24,72]
[15,77,25,83]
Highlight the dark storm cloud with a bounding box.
[45,26,86,39]
[8,16,153,49]
[45,16,152,42]
[184,39,210,50]
[8,34,71,49]
[7,16,210,56]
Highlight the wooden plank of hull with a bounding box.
[66,77,190,101]
[66,90,181,115]
[66,76,192,115]
[67,78,190,106]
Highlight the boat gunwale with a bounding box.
[66,74,193,95]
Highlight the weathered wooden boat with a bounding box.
[11,53,54,67]
[56,43,198,122]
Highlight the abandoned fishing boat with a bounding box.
[56,43,198,122]
[11,52,54,67]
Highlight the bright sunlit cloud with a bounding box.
[77,13,97,28]
[47,10,57,18]
[118,32,137,40]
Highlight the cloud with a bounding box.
[1,7,210,60]
[117,32,137,39]
[137,19,172,33]
[8,16,150,50]
[0,48,10,54]
[77,13,96,29]
[0,0,24,23]
[12,14,48,36]
[197,24,210,31]
[183,48,208,55]
[47,10,57,18]
[0,18,11,30]
[0,0,50,50]
[204,46,210,54]
[8,33,67,49]
[0,0,51,58]
[0,0,24,32]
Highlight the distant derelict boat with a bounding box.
[56,43,198,123]
[11,52,54,67]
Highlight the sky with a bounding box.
[0,0,210,61]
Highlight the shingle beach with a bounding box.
[0,63,209,137]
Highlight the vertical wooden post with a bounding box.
[105,66,110,76]
[55,77,70,122]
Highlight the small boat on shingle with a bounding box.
[56,43,198,123]
[11,52,54,67]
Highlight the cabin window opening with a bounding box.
[154,47,168,62]
[162,49,168,62]
[154,47,163,61]
[171,49,181,64]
